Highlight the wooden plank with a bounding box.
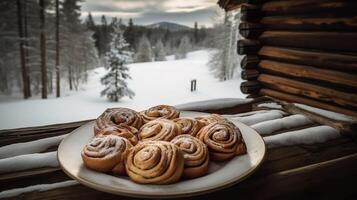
[259,31,357,52]
[258,74,357,108]
[258,46,357,72]
[259,88,357,117]
[258,60,357,88]
[261,0,357,16]
[261,16,357,31]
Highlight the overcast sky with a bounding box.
[80,0,222,27]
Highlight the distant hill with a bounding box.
[146,22,191,31]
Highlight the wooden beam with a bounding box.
[258,60,357,88]
[242,69,259,80]
[240,81,261,94]
[261,0,357,16]
[239,22,264,39]
[241,55,260,69]
[241,4,263,22]
[259,31,357,52]
[259,88,357,117]
[258,74,357,108]
[237,39,261,55]
[258,46,357,72]
[261,16,357,31]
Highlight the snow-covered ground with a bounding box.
[0,50,244,129]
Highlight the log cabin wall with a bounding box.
[229,0,357,117]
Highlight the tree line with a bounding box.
[0,0,98,99]
[0,0,212,100]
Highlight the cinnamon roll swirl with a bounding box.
[96,125,139,145]
[173,117,205,137]
[196,121,246,161]
[125,141,184,184]
[94,108,143,135]
[81,135,133,174]
[137,119,181,142]
[171,135,209,178]
[195,114,227,126]
[140,105,179,123]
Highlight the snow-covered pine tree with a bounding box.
[154,39,166,61]
[175,36,191,59]
[135,35,152,62]
[100,21,134,102]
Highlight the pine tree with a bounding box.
[194,21,199,44]
[154,39,166,61]
[175,36,191,59]
[100,21,134,102]
[135,35,152,62]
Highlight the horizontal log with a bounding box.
[241,4,263,22]
[258,74,357,108]
[258,60,357,88]
[261,16,357,31]
[258,46,357,72]
[241,69,259,80]
[237,39,261,55]
[240,81,261,94]
[259,31,357,52]
[240,55,260,69]
[261,0,357,16]
[239,22,264,39]
[259,88,357,117]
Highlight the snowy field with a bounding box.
[0,50,244,129]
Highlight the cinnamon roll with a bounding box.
[195,114,227,126]
[81,135,133,174]
[173,117,205,137]
[137,119,181,142]
[171,135,209,179]
[196,121,246,161]
[125,141,184,184]
[94,108,143,135]
[96,125,139,145]
[140,105,179,123]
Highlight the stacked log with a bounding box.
[237,0,357,117]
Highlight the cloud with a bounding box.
[80,0,219,27]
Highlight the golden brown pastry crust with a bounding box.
[173,117,205,137]
[171,135,209,179]
[140,105,179,123]
[96,125,139,145]
[196,121,246,161]
[195,114,227,126]
[94,108,143,134]
[81,135,133,174]
[137,119,182,142]
[125,141,184,184]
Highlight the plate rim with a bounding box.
[58,114,266,198]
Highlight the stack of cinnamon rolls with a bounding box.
[81,105,247,184]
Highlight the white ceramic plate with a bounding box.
[58,111,266,198]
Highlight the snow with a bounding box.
[0,134,67,159]
[264,126,340,149]
[0,50,244,129]
[229,110,286,126]
[257,102,282,110]
[176,98,252,111]
[295,103,356,122]
[251,114,312,136]
[0,180,78,199]
[0,151,58,174]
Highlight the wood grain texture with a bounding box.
[258,46,357,72]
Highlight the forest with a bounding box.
[0,0,215,99]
